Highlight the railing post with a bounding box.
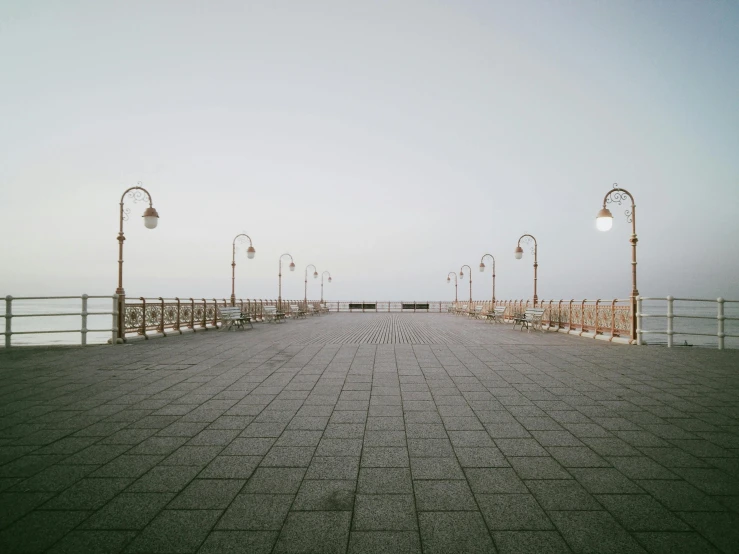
[175,298,181,332]
[140,297,147,337]
[111,294,118,345]
[81,294,88,346]
[717,297,725,350]
[594,299,600,337]
[190,298,195,329]
[636,296,643,346]
[666,296,674,347]
[4,295,12,348]
[158,297,166,335]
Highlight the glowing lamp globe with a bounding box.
[596,208,614,231]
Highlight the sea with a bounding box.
[2,297,738,349]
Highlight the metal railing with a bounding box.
[3,295,119,347]
[443,299,633,341]
[637,296,739,350]
[321,301,454,313]
[122,298,317,337]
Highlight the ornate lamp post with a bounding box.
[304,264,318,308]
[596,183,638,341]
[321,271,332,304]
[115,183,160,341]
[479,254,496,304]
[278,253,295,312]
[459,265,473,305]
[230,234,256,306]
[514,234,538,306]
[446,272,458,302]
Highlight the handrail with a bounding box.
[637,296,739,350]
[4,295,118,347]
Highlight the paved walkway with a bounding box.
[1,314,738,553]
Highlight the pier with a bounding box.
[1,314,737,553]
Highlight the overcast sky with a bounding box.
[2,0,738,303]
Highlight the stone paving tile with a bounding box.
[419,511,495,553]
[1,313,738,552]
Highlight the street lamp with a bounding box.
[115,183,159,341]
[278,253,296,312]
[230,233,256,306]
[596,183,638,341]
[479,253,496,304]
[459,265,473,305]
[321,271,332,304]
[304,264,318,308]
[514,234,538,306]
[446,272,458,302]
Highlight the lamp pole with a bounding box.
[278,253,295,312]
[304,264,318,308]
[321,271,332,303]
[116,183,159,342]
[596,183,638,342]
[459,265,473,305]
[514,234,538,306]
[446,272,458,302]
[479,254,496,305]
[230,234,256,306]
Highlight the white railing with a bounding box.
[637,296,739,350]
[3,295,119,348]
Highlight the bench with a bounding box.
[218,306,253,330]
[402,303,430,311]
[290,304,306,319]
[263,306,286,323]
[469,305,483,318]
[513,308,545,332]
[485,306,506,323]
[456,304,468,316]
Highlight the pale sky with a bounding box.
[2,0,738,303]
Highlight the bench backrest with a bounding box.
[219,306,242,318]
[525,308,545,316]
[264,306,277,314]
[494,307,506,313]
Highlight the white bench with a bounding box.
[469,305,484,318]
[290,304,306,319]
[486,306,506,323]
[513,308,545,332]
[263,306,286,323]
[218,306,253,330]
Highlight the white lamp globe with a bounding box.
[247,246,256,259]
[596,208,614,231]
[514,246,523,260]
[142,207,159,229]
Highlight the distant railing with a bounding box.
[3,295,118,348]
[637,296,739,350]
[321,301,454,313]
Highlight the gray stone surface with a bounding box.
[1,312,738,552]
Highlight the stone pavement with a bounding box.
[1,313,738,553]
